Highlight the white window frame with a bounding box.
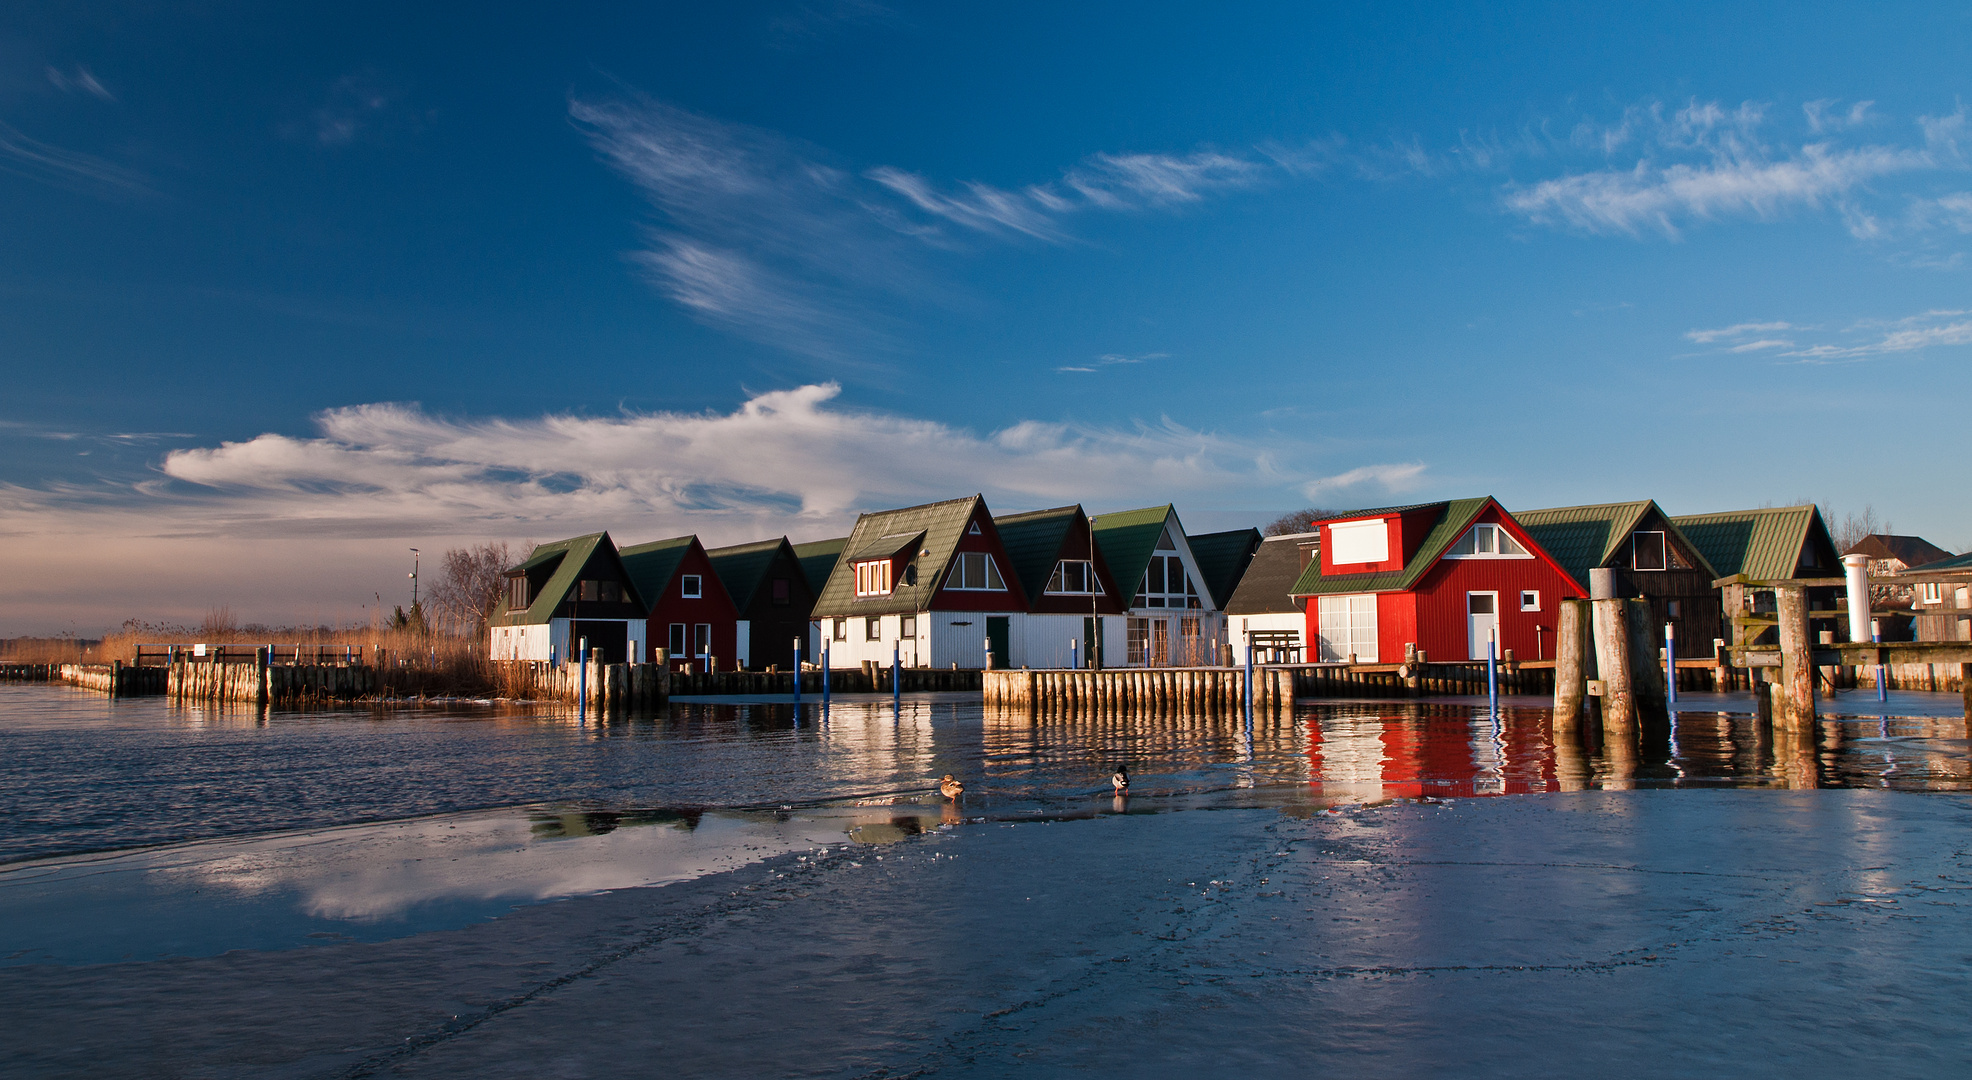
[1520,590,1541,611]
[681,574,702,599]
[1317,594,1379,663]
[1327,519,1390,565]
[946,551,1006,591]
[866,615,882,641]
[1631,531,1668,572]
[1046,559,1101,595]
[854,559,894,597]
[1446,523,1532,559]
[1138,553,1199,610]
[693,623,712,656]
[1923,582,1943,604]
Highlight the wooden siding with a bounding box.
[645,543,740,667]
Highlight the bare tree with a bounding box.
[1829,504,1891,554]
[429,542,515,634]
[1263,508,1337,536]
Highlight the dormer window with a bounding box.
[1447,523,1530,559]
[1047,560,1100,595]
[946,552,1005,591]
[681,574,702,599]
[507,575,529,609]
[854,559,894,597]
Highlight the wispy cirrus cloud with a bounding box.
[46,65,114,102]
[1687,309,1972,362]
[0,118,147,196]
[571,90,1273,359]
[1502,100,1945,238]
[1056,351,1167,374]
[1302,462,1427,498]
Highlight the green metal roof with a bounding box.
[618,535,697,607]
[1188,528,1262,608]
[814,495,1024,616]
[791,537,846,595]
[1909,550,1972,572]
[1516,500,1717,590]
[1225,533,1313,615]
[492,532,645,625]
[1669,505,1833,581]
[993,505,1082,601]
[705,537,793,612]
[1288,498,1492,597]
[1090,505,1177,607]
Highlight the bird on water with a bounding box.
[940,774,964,799]
[1112,766,1129,794]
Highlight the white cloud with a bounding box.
[1781,310,1972,360]
[0,119,147,196]
[1057,351,1167,373]
[1686,320,1794,343]
[46,65,115,102]
[1728,338,1794,353]
[1301,463,1427,498]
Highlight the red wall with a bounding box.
[645,543,740,668]
[1302,503,1586,664]
[930,503,1031,611]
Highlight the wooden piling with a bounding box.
[1775,585,1815,731]
[1553,598,1590,729]
[1592,597,1634,733]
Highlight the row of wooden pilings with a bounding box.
[983,666,1291,714]
[166,654,378,705]
[57,662,168,698]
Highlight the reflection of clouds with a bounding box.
[162,810,841,923]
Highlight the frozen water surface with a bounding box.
[2,683,1970,1076]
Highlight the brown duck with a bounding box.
[939,774,964,799]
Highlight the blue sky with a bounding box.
[5,1,1972,632]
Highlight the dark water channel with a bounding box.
[1,682,1967,965]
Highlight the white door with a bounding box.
[1466,592,1498,660]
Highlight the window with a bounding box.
[1448,523,1530,558]
[1668,600,1682,619]
[1521,590,1541,611]
[682,574,702,599]
[1632,531,1667,571]
[507,576,528,609]
[772,578,790,606]
[668,623,687,656]
[579,579,619,602]
[854,559,894,597]
[1138,554,1199,609]
[1317,594,1379,663]
[1046,560,1099,595]
[1126,617,1152,666]
[694,624,712,656]
[946,552,1006,591]
[968,522,982,536]
[900,614,917,637]
[1923,582,1943,604]
[866,616,882,641]
[832,617,847,641]
[1328,519,1390,564]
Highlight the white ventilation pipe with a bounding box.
[1842,553,1872,643]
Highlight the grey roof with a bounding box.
[1844,534,1953,569]
[1225,533,1315,615]
[813,495,1027,616]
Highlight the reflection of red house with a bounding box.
[620,535,739,670]
[1289,497,1586,664]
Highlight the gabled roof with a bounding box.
[1844,533,1953,568]
[1288,498,1492,597]
[1188,528,1263,608]
[705,537,795,611]
[993,506,1085,601]
[1670,505,1832,581]
[1908,551,1972,573]
[1310,502,1444,522]
[791,537,846,595]
[1090,505,1179,607]
[1226,532,1315,615]
[814,495,1021,616]
[495,532,643,625]
[618,535,698,606]
[1516,500,1717,590]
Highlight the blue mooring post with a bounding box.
[892,642,901,712]
[1243,639,1254,726]
[1874,620,1887,703]
[1665,622,1677,705]
[822,639,831,712]
[577,636,588,724]
[1486,629,1498,717]
[792,635,802,709]
[1071,638,1079,671]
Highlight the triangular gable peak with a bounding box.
[814,495,1029,616]
[1670,505,1840,581]
[994,505,1126,615]
[619,535,733,612]
[494,531,647,625]
[1090,505,1216,611]
[1517,500,1718,591]
[706,537,798,612]
[1291,498,1585,600]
